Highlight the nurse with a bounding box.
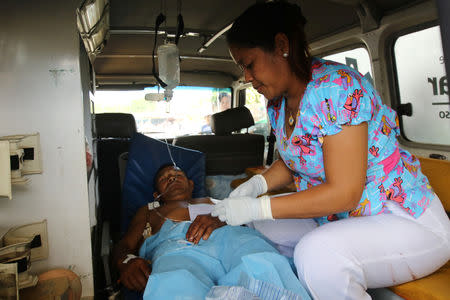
[211,1,450,299]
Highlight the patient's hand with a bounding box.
[119,258,151,292]
[186,214,226,244]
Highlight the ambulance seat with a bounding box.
[173,106,265,175]
[93,113,136,298]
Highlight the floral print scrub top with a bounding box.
[267,57,434,225]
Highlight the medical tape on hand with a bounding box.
[122,254,138,264]
[210,198,221,204]
[260,195,273,220]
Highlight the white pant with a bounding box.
[252,195,450,300]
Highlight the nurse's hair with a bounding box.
[227,0,312,83]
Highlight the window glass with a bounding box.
[244,87,269,139]
[394,26,449,145]
[94,87,231,139]
[323,47,374,85]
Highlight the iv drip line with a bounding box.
[164,138,179,170]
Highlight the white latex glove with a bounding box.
[230,174,268,198]
[211,195,273,226]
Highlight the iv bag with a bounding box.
[157,43,180,91]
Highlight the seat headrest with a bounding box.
[95,113,137,138]
[211,106,255,135]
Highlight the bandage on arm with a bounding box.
[188,203,214,221]
[212,195,273,226]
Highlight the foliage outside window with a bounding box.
[244,87,270,139]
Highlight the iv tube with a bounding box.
[164,138,179,170]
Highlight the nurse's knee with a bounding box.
[293,232,329,278]
[293,230,352,282]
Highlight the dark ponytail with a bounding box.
[227,1,312,83]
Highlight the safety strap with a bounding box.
[152,11,184,88]
[266,127,276,165]
[175,14,184,45]
[152,13,168,88]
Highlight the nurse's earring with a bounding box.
[283,52,288,58]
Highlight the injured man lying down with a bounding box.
[113,164,311,300]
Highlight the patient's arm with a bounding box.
[186,215,227,244]
[185,198,226,244]
[118,257,151,291]
[112,206,152,291]
[186,214,226,244]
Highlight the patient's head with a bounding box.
[153,164,194,202]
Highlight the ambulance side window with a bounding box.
[323,47,374,86]
[393,25,449,145]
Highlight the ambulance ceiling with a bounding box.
[92,0,430,88]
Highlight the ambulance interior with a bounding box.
[0,0,449,299]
